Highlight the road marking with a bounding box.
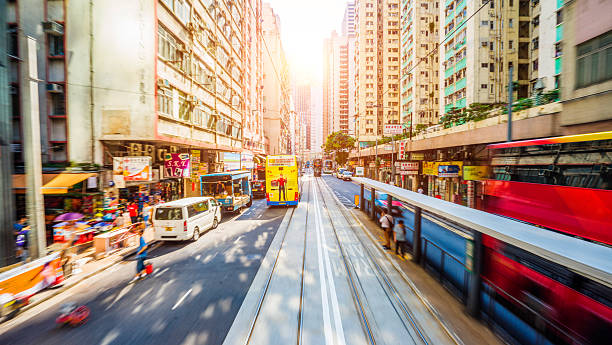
[314,183,347,345]
[172,288,192,310]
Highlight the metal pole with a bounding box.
[360,183,365,212]
[374,138,378,181]
[413,207,422,263]
[21,35,46,259]
[386,193,392,215]
[391,136,395,185]
[467,231,483,317]
[370,187,376,220]
[507,66,513,142]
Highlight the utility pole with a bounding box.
[21,35,46,259]
[507,66,513,142]
[0,0,16,266]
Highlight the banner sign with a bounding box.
[267,155,296,167]
[359,141,370,148]
[438,165,460,177]
[423,161,463,176]
[463,166,490,180]
[400,170,418,175]
[241,152,254,169]
[355,167,365,177]
[164,153,191,178]
[383,124,403,135]
[223,152,241,171]
[399,141,406,159]
[113,156,151,181]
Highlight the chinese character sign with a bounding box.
[383,124,403,135]
[164,153,191,178]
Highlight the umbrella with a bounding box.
[54,213,85,222]
[53,221,88,229]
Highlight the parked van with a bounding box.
[153,197,221,241]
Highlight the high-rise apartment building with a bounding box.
[400,0,440,130]
[342,2,356,37]
[355,0,401,143]
[294,85,312,151]
[262,3,291,155]
[243,0,265,155]
[440,0,531,115]
[323,30,356,138]
[529,0,564,93]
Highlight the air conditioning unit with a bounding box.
[42,21,64,36]
[47,83,64,93]
[157,78,170,88]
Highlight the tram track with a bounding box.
[314,177,431,345]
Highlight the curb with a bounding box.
[18,240,161,315]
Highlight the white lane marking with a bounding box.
[314,183,347,345]
[312,183,334,345]
[172,288,193,310]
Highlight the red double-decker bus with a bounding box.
[483,131,612,245]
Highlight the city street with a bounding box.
[0,200,287,345]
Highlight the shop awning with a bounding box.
[41,173,96,194]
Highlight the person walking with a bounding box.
[128,202,139,225]
[14,218,30,262]
[129,225,149,283]
[379,210,394,250]
[393,219,407,257]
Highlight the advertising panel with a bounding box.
[355,166,365,176]
[164,153,191,178]
[223,152,241,171]
[438,165,461,177]
[113,156,151,182]
[241,152,254,169]
[463,166,491,180]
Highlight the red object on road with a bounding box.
[56,303,90,327]
[145,264,153,275]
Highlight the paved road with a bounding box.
[320,174,361,207]
[0,199,287,345]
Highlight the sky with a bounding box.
[265,0,348,84]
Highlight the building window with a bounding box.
[157,87,172,117]
[532,37,539,50]
[532,59,539,71]
[48,35,64,56]
[481,84,488,89]
[509,40,514,49]
[576,30,612,88]
[509,19,513,28]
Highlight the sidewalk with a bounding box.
[350,209,503,345]
[18,227,158,315]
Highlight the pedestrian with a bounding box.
[14,217,30,262]
[142,202,153,227]
[379,210,394,250]
[128,202,139,225]
[130,225,149,283]
[394,219,407,257]
[417,186,424,194]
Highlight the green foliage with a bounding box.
[324,131,356,166]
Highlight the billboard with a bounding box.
[383,124,403,135]
[223,152,241,171]
[113,156,151,182]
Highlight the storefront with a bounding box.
[422,161,465,204]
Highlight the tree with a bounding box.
[324,131,356,166]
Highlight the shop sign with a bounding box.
[267,155,296,167]
[164,153,191,178]
[422,162,438,175]
[369,162,376,168]
[399,141,406,159]
[241,152,254,169]
[400,162,419,171]
[355,167,365,176]
[359,141,370,148]
[383,124,403,135]
[410,153,424,161]
[438,165,460,177]
[113,156,152,181]
[463,166,490,180]
[223,152,241,171]
[399,170,417,175]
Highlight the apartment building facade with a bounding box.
[440,0,532,115]
[294,84,312,152]
[529,0,564,93]
[262,3,291,155]
[323,30,356,138]
[242,0,265,155]
[355,0,401,144]
[400,0,440,131]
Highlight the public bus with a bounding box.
[265,155,299,206]
[200,170,252,213]
[313,159,322,177]
[484,131,612,245]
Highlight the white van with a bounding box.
[153,197,222,241]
